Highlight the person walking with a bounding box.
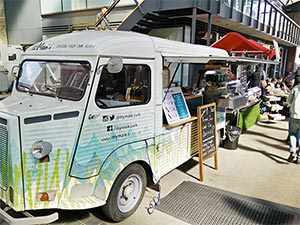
[287,75,300,164]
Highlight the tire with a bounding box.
[101,163,146,222]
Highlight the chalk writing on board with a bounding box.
[198,103,216,158]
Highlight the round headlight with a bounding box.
[31,140,52,159]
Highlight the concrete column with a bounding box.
[191,7,197,44]
[0,0,8,45]
[206,13,212,46]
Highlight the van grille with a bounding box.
[0,120,8,190]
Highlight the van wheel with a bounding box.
[101,164,146,222]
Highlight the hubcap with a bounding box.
[117,174,142,213]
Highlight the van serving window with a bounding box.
[96,64,151,108]
[17,60,91,101]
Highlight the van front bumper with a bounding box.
[0,204,58,225]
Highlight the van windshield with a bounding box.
[17,60,91,100]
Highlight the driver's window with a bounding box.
[96,64,151,108]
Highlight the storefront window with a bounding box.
[40,0,62,14]
[96,64,151,108]
[251,0,259,19]
[273,11,280,34]
[234,0,243,12]
[276,13,282,36]
[223,0,232,7]
[259,0,266,23]
[285,22,291,40]
[62,0,86,11]
[41,0,143,14]
[87,0,113,8]
[270,5,276,30]
[264,3,272,26]
[118,0,143,6]
[243,0,251,16]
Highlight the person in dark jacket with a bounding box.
[284,71,295,90]
[249,64,263,88]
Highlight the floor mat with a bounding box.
[157,181,299,225]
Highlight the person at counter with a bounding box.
[226,69,236,81]
[248,64,263,88]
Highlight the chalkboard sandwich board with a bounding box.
[197,102,218,181]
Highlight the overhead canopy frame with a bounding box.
[163,55,279,65]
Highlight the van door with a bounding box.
[70,58,155,179]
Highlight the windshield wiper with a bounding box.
[18,83,33,96]
[41,84,62,102]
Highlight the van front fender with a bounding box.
[93,139,153,201]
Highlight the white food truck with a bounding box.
[0,30,229,224]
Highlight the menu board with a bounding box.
[198,103,217,158]
[197,103,218,181]
[163,87,191,124]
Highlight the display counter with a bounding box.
[163,116,197,128]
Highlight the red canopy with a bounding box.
[211,32,275,59]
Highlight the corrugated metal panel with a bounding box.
[0,119,8,190]
[190,120,199,156]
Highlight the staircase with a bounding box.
[67,0,145,33]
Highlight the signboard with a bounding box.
[197,103,218,181]
[163,87,191,124]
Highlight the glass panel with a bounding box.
[276,13,282,37]
[243,0,251,16]
[118,0,143,6]
[40,0,62,14]
[234,0,243,12]
[87,0,113,9]
[96,64,151,108]
[286,22,291,40]
[17,61,91,101]
[270,6,276,29]
[62,0,86,11]
[252,0,260,19]
[264,3,272,25]
[223,0,232,7]
[259,0,265,23]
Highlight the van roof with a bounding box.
[25,30,229,59]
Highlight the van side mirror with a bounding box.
[11,65,19,78]
[107,57,123,73]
